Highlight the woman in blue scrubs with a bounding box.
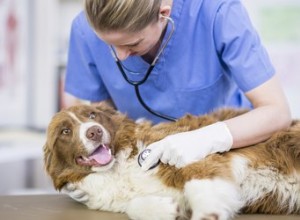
[64,0,291,172]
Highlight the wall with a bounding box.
[0,0,82,195]
[0,0,82,130]
[0,0,28,127]
[244,0,300,117]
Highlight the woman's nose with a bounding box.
[114,47,131,60]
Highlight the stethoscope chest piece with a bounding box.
[138,149,160,169]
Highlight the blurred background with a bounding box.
[0,0,299,195]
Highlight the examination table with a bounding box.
[1,194,300,220]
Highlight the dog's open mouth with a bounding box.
[76,144,113,167]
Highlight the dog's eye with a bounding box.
[61,128,71,135]
[89,112,96,119]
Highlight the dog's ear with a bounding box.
[43,142,53,173]
[54,169,91,191]
[43,142,91,191]
[43,141,66,190]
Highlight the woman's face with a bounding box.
[97,18,166,60]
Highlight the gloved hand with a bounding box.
[141,122,233,170]
[62,183,89,204]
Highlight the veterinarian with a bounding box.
[64,0,291,175]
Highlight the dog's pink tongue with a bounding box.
[89,145,112,165]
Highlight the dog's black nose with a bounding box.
[86,125,103,141]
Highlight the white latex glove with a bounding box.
[62,183,89,204]
[141,122,233,170]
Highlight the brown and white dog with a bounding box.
[44,104,300,220]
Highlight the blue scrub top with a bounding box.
[65,0,275,123]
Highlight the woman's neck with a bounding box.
[142,23,168,64]
[141,42,161,64]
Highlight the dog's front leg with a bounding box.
[63,182,90,204]
[126,196,180,220]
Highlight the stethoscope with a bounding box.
[110,16,177,122]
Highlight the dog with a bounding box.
[43,103,300,220]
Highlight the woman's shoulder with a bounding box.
[71,11,91,32]
[176,0,237,31]
[189,0,242,13]
[70,11,105,44]
[183,0,241,20]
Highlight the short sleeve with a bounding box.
[64,12,110,102]
[213,0,275,92]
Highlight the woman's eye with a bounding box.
[128,43,139,48]
[89,112,96,119]
[61,128,71,135]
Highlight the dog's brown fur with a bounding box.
[44,103,300,215]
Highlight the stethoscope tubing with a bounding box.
[115,60,155,86]
[110,16,177,122]
[134,85,177,121]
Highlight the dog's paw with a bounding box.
[62,183,89,204]
[192,212,224,220]
[152,197,179,220]
[126,196,179,220]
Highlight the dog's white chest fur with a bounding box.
[77,148,183,212]
[75,150,300,220]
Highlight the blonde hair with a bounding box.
[85,0,162,33]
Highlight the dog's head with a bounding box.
[43,103,136,190]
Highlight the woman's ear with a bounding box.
[159,5,172,19]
